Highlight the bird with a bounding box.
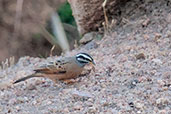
[13,53,95,84]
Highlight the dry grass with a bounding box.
[0,56,15,70]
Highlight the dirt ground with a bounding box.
[0,0,171,113]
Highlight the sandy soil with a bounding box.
[0,0,171,114]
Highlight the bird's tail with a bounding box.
[13,74,41,84]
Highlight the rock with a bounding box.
[8,98,17,105]
[142,18,150,27]
[63,108,70,113]
[32,100,37,105]
[15,106,20,110]
[157,79,165,86]
[68,0,122,35]
[127,79,139,89]
[79,32,98,44]
[87,106,97,114]
[73,105,83,110]
[156,98,169,105]
[154,33,162,39]
[152,59,162,64]
[17,97,29,104]
[135,53,145,60]
[128,102,134,108]
[134,101,144,109]
[137,110,142,114]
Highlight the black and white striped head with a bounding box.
[76,53,95,67]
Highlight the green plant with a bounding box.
[57,2,76,26]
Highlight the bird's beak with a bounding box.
[90,61,96,65]
[90,61,95,72]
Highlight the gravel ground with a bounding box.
[0,0,171,114]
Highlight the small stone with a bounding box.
[162,86,168,91]
[156,98,169,105]
[137,110,142,114]
[152,59,162,64]
[166,31,171,38]
[154,33,162,41]
[87,106,97,113]
[85,101,93,107]
[73,105,82,110]
[15,106,20,110]
[79,32,98,44]
[103,102,109,107]
[158,110,167,114]
[128,80,139,89]
[142,18,150,27]
[167,13,171,22]
[0,91,5,96]
[63,108,70,113]
[134,102,144,109]
[32,100,37,105]
[87,98,94,103]
[135,53,145,60]
[8,98,17,105]
[128,102,134,108]
[157,79,165,86]
[7,109,11,113]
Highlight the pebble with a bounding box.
[15,106,20,110]
[134,101,144,109]
[156,97,169,105]
[87,106,97,113]
[79,32,98,44]
[8,98,17,105]
[47,101,52,105]
[63,108,70,113]
[73,105,82,110]
[136,53,146,60]
[137,110,142,113]
[32,100,37,105]
[152,59,163,64]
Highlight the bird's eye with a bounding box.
[56,63,58,65]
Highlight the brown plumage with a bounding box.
[13,52,95,84]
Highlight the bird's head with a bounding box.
[76,53,95,67]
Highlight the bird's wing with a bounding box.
[34,59,69,74]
